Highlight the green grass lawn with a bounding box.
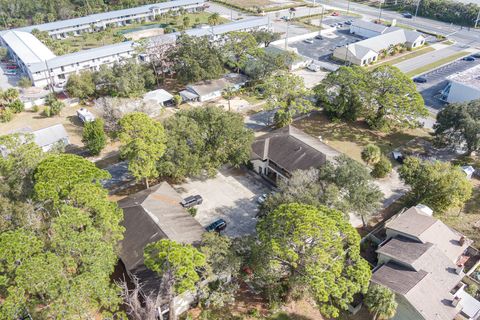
[293,112,431,163]
[371,46,436,68]
[46,12,227,54]
[405,51,469,77]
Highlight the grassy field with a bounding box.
[48,12,226,53]
[405,51,469,77]
[293,112,431,163]
[371,46,436,68]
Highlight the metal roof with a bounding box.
[17,0,206,33]
[27,17,270,74]
[0,30,56,65]
[351,20,389,33]
[448,64,480,89]
[32,124,69,149]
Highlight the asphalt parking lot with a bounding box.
[173,166,272,238]
[0,61,21,89]
[289,28,363,62]
[415,58,480,111]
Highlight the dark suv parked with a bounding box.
[205,219,227,232]
[180,195,203,208]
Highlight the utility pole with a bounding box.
[346,0,351,17]
[284,9,295,50]
[475,8,480,29]
[414,0,421,20]
[319,5,325,37]
[378,0,383,22]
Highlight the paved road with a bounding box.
[394,44,468,73]
[306,0,480,47]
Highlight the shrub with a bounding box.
[44,99,64,117]
[8,99,25,113]
[187,207,197,217]
[372,156,393,178]
[18,77,32,88]
[361,144,382,165]
[173,94,182,107]
[32,105,40,113]
[465,283,478,296]
[0,108,14,122]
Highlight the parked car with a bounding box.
[205,219,227,232]
[345,20,352,25]
[6,65,18,70]
[180,195,203,208]
[76,108,95,123]
[281,16,289,21]
[307,63,322,72]
[314,34,323,40]
[413,76,427,83]
[463,56,476,61]
[257,193,268,205]
[4,70,17,75]
[303,38,314,44]
[403,12,413,18]
[392,151,405,164]
[331,11,339,16]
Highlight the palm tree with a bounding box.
[222,85,236,111]
[365,284,398,320]
[208,12,221,26]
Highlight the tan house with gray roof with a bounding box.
[371,206,480,320]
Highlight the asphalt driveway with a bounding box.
[173,166,272,238]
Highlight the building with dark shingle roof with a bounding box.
[250,125,340,184]
[118,182,204,294]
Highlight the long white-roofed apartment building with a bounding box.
[0,0,271,88]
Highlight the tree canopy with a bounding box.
[262,155,383,226]
[315,65,427,131]
[118,112,166,188]
[144,239,206,295]
[365,284,398,320]
[399,156,473,213]
[434,99,480,155]
[0,150,124,319]
[260,72,313,127]
[158,106,254,180]
[170,34,224,84]
[82,118,107,155]
[254,203,371,318]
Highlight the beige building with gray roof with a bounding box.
[371,206,480,320]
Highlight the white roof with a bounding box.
[462,165,475,175]
[143,89,173,103]
[0,30,56,65]
[32,124,69,149]
[456,287,480,319]
[351,20,389,33]
[448,64,480,90]
[17,0,206,33]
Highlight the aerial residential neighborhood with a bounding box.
[0,0,480,319]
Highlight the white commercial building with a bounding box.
[0,7,271,88]
[333,20,425,66]
[16,0,207,39]
[441,64,480,104]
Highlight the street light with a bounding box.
[378,0,384,22]
[284,8,296,50]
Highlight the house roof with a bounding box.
[118,182,204,271]
[376,236,433,266]
[351,20,390,34]
[143,89,173,104]
[371,262,428,295]
[0,30,56,65]
[187,73,248,97]
[386,206,472,263]
[31,124,69,148]
[251,125,340,174]
[16,0,206,33]
[455,287,480,319]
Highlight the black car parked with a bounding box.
[180,195,203,208]
[413,76,427,83]
[205,219,227,232]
